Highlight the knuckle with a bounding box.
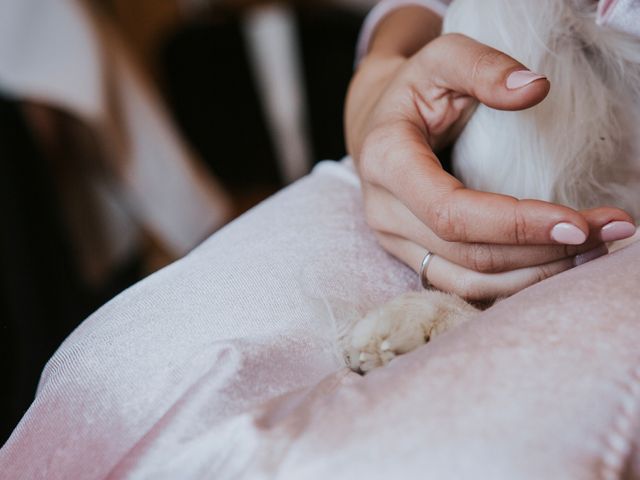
[430,200,465,242]
[513,203,529,245]
[535,264,555,283]
[452,275,483,301]
[467,244,501,273]
[471,49,508,86]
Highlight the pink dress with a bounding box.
[1,161,640,479]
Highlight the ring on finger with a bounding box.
[419,251,436,289]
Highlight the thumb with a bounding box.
[418,33,550,111]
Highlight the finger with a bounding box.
[580,208,637,242]
[426,246,603,301]
[364,185,605,272]
[376,232,607,301]
[418,33,550,111]
[361,120,594,245]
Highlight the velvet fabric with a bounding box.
[1,159,639,479]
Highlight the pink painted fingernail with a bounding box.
[600,221,637,242]
[506,70,547,89]
[551,223,587,245]
[574,244,608,267]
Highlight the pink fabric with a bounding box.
[356,0,640,64]
[1,159,640,479]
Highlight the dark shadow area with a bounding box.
[0,99,141,444]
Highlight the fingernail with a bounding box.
[574,244,608,267]
[600,221,637,242]
[506,70,547,89]
[551,223,587,245]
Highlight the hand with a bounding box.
[346,31,636,300]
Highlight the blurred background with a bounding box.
[0,0,373,443]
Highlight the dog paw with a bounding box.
[344,291,477,373]
[345,340,402,373]
[345,298,431,373]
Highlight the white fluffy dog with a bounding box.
[346,0,640,372]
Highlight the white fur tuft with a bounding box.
[443,0,640,219]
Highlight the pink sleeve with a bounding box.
[355,0,451,64]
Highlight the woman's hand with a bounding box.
[345,9,636,300]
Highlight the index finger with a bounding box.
[361,119,632,245]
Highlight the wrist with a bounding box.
[356,2,445,64]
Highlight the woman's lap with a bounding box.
[0,159,417,478]
[2,159,640,479]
